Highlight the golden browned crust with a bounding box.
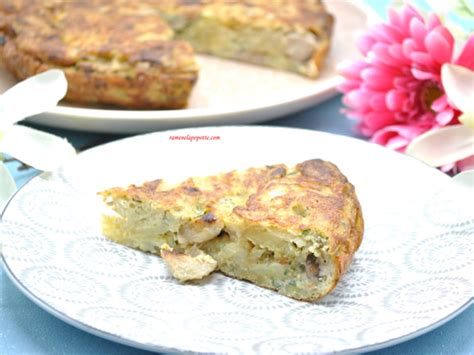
[1,1,198,109]
[230,159,363,287]
[101,159,363,299]
[102,165,281,216]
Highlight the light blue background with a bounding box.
[1,0,473,354]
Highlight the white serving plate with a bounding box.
[1,126,472,353]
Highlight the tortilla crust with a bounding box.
[100,159,363,301]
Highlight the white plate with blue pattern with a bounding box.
[1,126,472,353]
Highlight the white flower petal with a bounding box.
[0,70,67,128]
[406,125,474,167]
[452,170,474,190]
[0,125,76,171]
[0,161,16,212]
[459,112,474,129]
[441,64,474,113]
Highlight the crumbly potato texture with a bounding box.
[100,159,363,301]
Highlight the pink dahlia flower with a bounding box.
[338,5,474,154]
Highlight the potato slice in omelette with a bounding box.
[99,159,363,301]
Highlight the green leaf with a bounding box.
[454,0,474,19]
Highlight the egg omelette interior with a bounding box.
[99,159,363,301]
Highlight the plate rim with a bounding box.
[2,249,472,354]
[44,76,342,121]
[1,126,471,353]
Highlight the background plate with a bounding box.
[0,1,378,133]
[1,126,472,353]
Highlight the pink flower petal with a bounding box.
[371,124,428,151]
[357,123,376,137]
[399,125,429,139]
[394,76,413,89]
[410,51,437,68]
[431,95,448,112]
[389,43,410,64]
[369,93,388,111]
[371,129,405,149]
[367,56,394,69]
[388,8,403,31]
[357,34,376,55]
[427,13,442,30]
[402,39,419,58]
[386,90,407,111]
[337,60,367,79]
[456,35,474,70]
[341,92,358,109]
[386,135,410,150]
[371,130,408,150]
[343,109,364,121]
[406,80,421,90]
[417,112,436,125]
[409,18,428,49]
[370,43,400,67]
[367,53,401,74]
[375,23,404,43]
[365,112,397,130]
[436,26,455,51]
[457,155,474,172]
[424,29,453,64]
[440,163,455,172]
[343,89,374,110]
[361,68,395,90]
[401,5,424,33]
[337,80,361,93]
[411,68,439,80]
[435,109,454,125]
[371,24,393,43]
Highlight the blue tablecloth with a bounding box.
[1,0,473,354]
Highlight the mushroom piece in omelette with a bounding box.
[99,159,364,301]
